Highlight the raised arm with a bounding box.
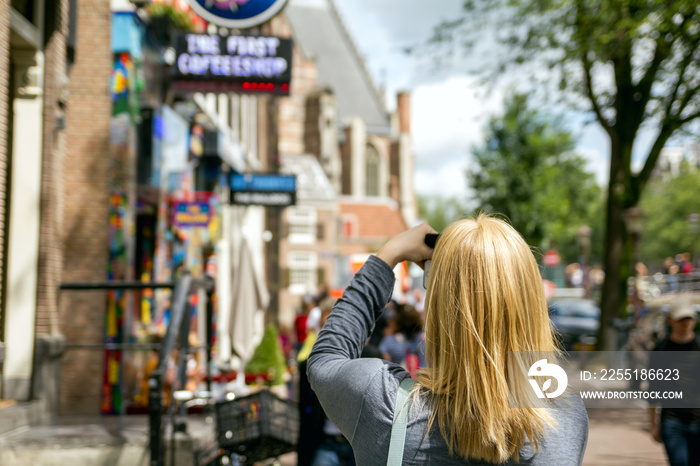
[306,223,435,439]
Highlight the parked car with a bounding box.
[547,298,601,350]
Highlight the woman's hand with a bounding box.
[376,223,437,269]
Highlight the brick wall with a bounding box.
[275,13,318,156]
[304,94,321,157]
[277,46,317,155]
[0,0,10,339]
[36,0,69,338]
[60,0,112,415]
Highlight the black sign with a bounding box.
[230,173,296,207]
[172,33,292,95]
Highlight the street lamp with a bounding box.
[623,206,645,239]
[576,225,592,298]
[688,213,699,269]
[623,206,645,323]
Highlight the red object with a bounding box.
[294,315,308,344]
[543,250,561,267]
[244,372,272,385]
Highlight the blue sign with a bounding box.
[230,173,296,207]
[187,0,289,29]
[231,173,296,192]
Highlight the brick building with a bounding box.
[0,0,419,418]
[272,0,418,322]
[59,0,112,416]
[0,0,76,418]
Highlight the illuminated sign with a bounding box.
[172,33,292,95]
[173,202,211,227]
[230,173,296,207]
[187,0,289,29]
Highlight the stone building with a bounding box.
[272,0,418,322]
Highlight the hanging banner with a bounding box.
[187,0,289,29]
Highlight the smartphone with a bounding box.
[423,233,439,288]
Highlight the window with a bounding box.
[288,251,318,295]
[365,144,380,197]
[287,206,317,244]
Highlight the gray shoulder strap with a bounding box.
[387,377,416,466]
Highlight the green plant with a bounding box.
[147,3,198,32]
[245,324,287,385]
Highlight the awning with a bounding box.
[217,238,270,366]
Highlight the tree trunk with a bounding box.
[597,195,628,349]
[597,139,634,350]
[597,125,638,351]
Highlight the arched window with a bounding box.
[365,144,380,197]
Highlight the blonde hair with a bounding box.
[415,214,559,463]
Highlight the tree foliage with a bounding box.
[639,166,700,267]
[244,324,287,385]
[417,195,468,232]
[469,93,604,264]
[423,0,700,349]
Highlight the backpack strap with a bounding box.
[387,376,416,466]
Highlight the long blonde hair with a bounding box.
[415,214,559,463]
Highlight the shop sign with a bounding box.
[230,173,296,207]
[187,0,289,29]
[173,201,211,227]
[172,33,292,95]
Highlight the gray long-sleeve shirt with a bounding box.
[308,255,589,465]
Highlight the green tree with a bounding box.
[469,93,603,264]
[245,324,287,385]
[639,167,700,266]
[417,195,467,232]
[425,0,700,349]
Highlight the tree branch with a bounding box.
[679,109,700,125]
[574,0,613,136]
[675,80,700,119]
[632,36,673,129]
[582,53,613,136]
[637,37,675,113]
[659,46,695,125]
[635,124,675,196]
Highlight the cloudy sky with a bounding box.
[325,0,612,198]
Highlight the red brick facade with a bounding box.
[59,0,112,415]
[36,0,69,338]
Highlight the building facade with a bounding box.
[0,0,73,417]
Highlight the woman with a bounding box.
[307,215,588,465]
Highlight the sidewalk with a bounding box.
[583,408,666,465]
[0,404,668,466]
[0,413,215,466]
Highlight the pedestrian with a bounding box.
[378,309,406,365]
[307,215,588,465]
[295,294,315,352]
[298,300,355,466]
[648,297,700,466]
